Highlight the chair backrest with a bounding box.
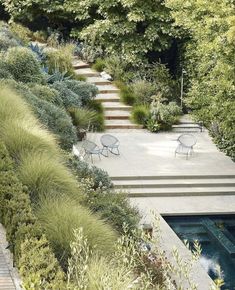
[178,134,197,147]
[101,134,119,147]
[82,140,97,152]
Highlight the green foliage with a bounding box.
[51,81,82,108]
[4,47,44,83]
[64,79,98,106]
[131,80,156,105]
[65,0,174,62]
[150,95,181,130]
[104,55,127,81]
[68,156,113,190]
[9,22,32,45]
[0,33,19,51]
[18,152,82,203]
[0,142,65,288]
[80,179,140,233]
[1,79,77,150]
[37,197,117,268]
[118,82,136,106]
[45,44,75,74]
[0,68,13,79]
[32,30,48,43]
[131,105,150,126]
[68,107,98,130]
[28,83,59,103]
[92,57,106,72]
[166,0,235,159]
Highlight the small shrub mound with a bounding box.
[131,80,156,105]
[9,22,32,45]
[0,34,19,51]
[131,105,150,125]
[92,58,106,72]
[0,68,13,79]
[29,83,59,103]
[4,47,44,83]
[117,82,136,105]
[0,142,65,289]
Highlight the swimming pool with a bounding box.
[164,215,235,289]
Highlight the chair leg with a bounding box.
[91,154,93,164]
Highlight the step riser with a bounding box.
[97,98,120,102]
[99,89,120,94]
[104,107,131,111]
[105,116,130,120]
[106,125,142,129]
[90,81,111,85]
[75,71,99,77]
[73,64,90,69]
[126,191,235,197]
[114,183,235,189]
[111,175,235,181]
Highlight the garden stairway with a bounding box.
[172,114,203,133]
[112,174,235,215]
[72,58,143,130]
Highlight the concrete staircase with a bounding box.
[172,114,203,133]
[73,59,143,130]
[112,175,235,197]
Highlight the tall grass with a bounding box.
[18,152,82,203]
[37,197,117,268]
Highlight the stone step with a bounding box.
[113,178,235,188]
[105,119,143,129]
[72,59,90,69]
[172,123,203,132]
[75,68,99,77]
[111,174,235,181]
[123,186,235,197]
[96,93,120,102]
[105,110,130,120]
[86,77,111,86]
[96,85,120,94]
[103,102,131,111]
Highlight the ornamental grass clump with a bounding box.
[131,105,150,126]
[37,197,117,269]
[18,152,82,203]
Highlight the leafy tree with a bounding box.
[65,0,174,62]
[166,0,235,159]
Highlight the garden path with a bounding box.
[0,224,21,289]
[72,58,143,129]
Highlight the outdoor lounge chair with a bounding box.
[82,140,102,163]
[100,134,120,157]
[175,134,197,159]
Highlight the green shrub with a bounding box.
[64,79,98,106]
[131,80,156,105]
[4,47,44,83]
[29,83,59,103]
[80,179,140,233]
[0,142,65,288]
[37,197,117,268]
[51,81,82,108]
[92,58,106,72]
[0,34,19,51]
[68,107,98,130]
[9,22,32,45]
[45,44,75,74]
[104,55,126,80]
[18,152,82,203]
[32,30,48,43]
[119,83,136,106]
[68,156,113,190]
[131,105,150,125]
[0,68,13,79]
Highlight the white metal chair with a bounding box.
[100,134,120,157]
[82,140,102,163]
[175,134,197,159]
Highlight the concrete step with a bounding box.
[113,178,235,188]
[96,85,120,94]
[86,77,111,86]
[105,110,130,120]
[105,119,143,129]
[122,186,235,197]
[111,174,235,181]
[72,59,90,69]
[172,123,203,132]
[103,102,131,111]
[75,68,99,77]
[96,93,120,102]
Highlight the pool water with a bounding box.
[164,215,235,289]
